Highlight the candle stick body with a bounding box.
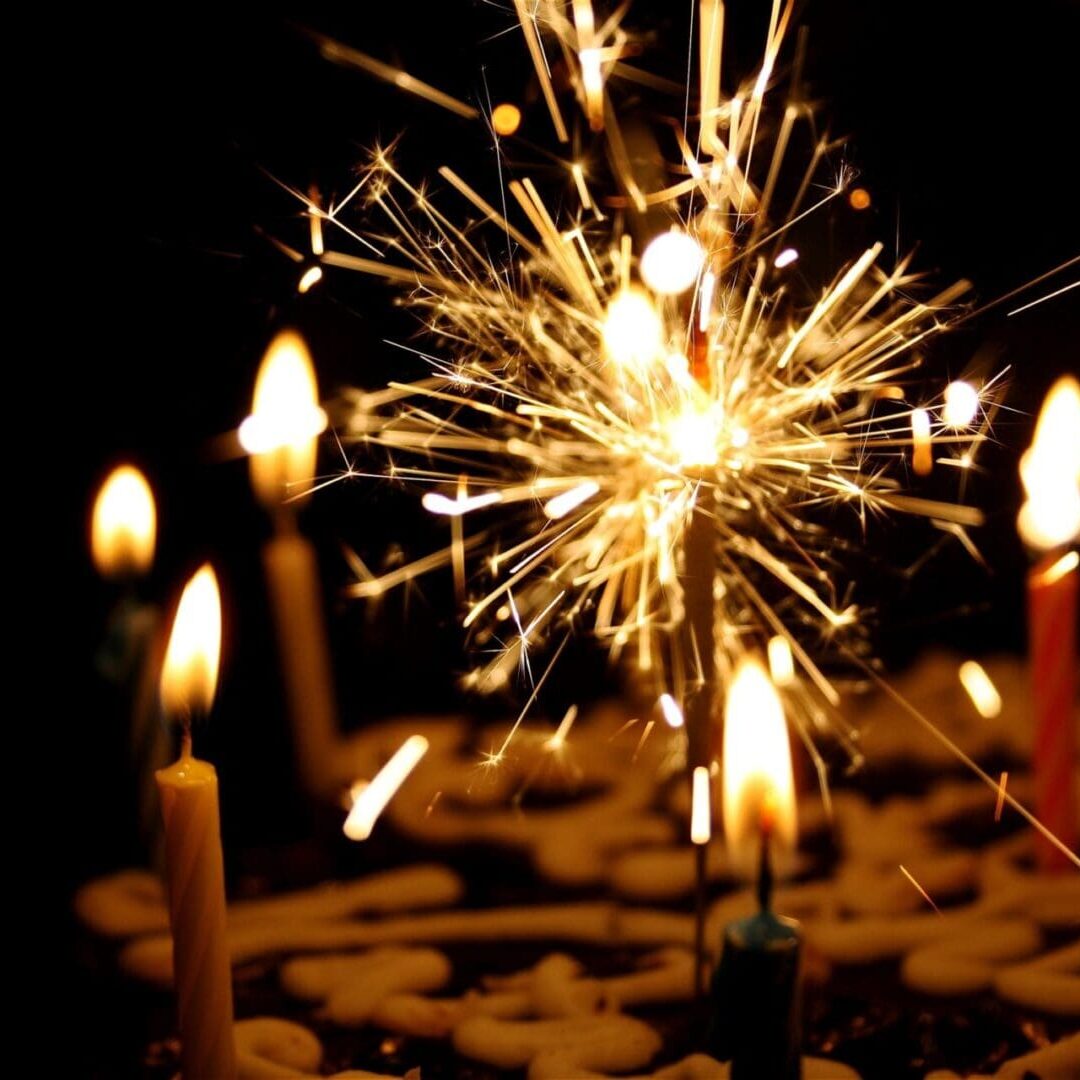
[156,753,236,1080]
[264,527,339,797]
[1027,555,1079,871]
[708,910,802,1078]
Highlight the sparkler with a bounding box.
[277,4,997,784]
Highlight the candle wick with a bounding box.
[757,824,773,913]
[180,722,194,761]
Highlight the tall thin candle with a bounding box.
[241,330,338,798]
[156,564,236,1080]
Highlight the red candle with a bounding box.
[1017,375,1080,872]
[1027,552,1079,871]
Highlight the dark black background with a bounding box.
[42,0,1077,1034]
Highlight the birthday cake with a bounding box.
[74,651,1080,1079]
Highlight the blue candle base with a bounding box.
[707,909,802,1079]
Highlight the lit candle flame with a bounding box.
[1017,375,1080,551]
[722,656,797,879]
[160,564,222,721]
[344,734,429,840]
[240,330,328,511]
[91,465,156,578]
[958,660,1002,718]
[691,765,712,845]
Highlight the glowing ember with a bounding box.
[958,660,1002,719]
[722,657,796,879]
[942,380,979,428]
[767,635,795,687]
[344,735,429,841]
[602,289,663,369]
[898,863,941,915]
[640,230,705,295]
[491,103,522,137]
[691,766,712,845]
[160,564,222,718]
[1017,376,1080,551]
[848,187,871,210]
[91,465,156,578]
[241,330,328,510]
[297,265,324,294]
[773,247,799,269]
[995,771,1009,823]
[659,693,684,729]
[911,408,933,476]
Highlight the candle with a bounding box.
[91,464,165,861]
[240,330,338,798]
[1018,376,1080,872]
[709,655,801,1078]
[156,564,236,1080]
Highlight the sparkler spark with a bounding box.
[278,3,992,770]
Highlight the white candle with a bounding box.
[156,564,236,1079]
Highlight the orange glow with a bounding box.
[91,465,156,578]
[722,656,797,879]
[848,187,871,210]
[911,408,933,476]
[691,766,712,845]
[160,565,222,719]
[1035,549,1079,586]
[240,331,328,510]
[1018,376,1080,551]
[491,103,522,137]
[344,735,429,840]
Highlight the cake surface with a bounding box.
[75,653,1080,1078]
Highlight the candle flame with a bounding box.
[160,564,222,719]
[691,765,712,845]
[240,330,328,510]
[91,465,156,578]
[1018,375,1080,551]
[958,660,1002,718]
[344,734,429,840]
[722,656,797,879]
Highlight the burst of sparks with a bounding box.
[276,2,996,772]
